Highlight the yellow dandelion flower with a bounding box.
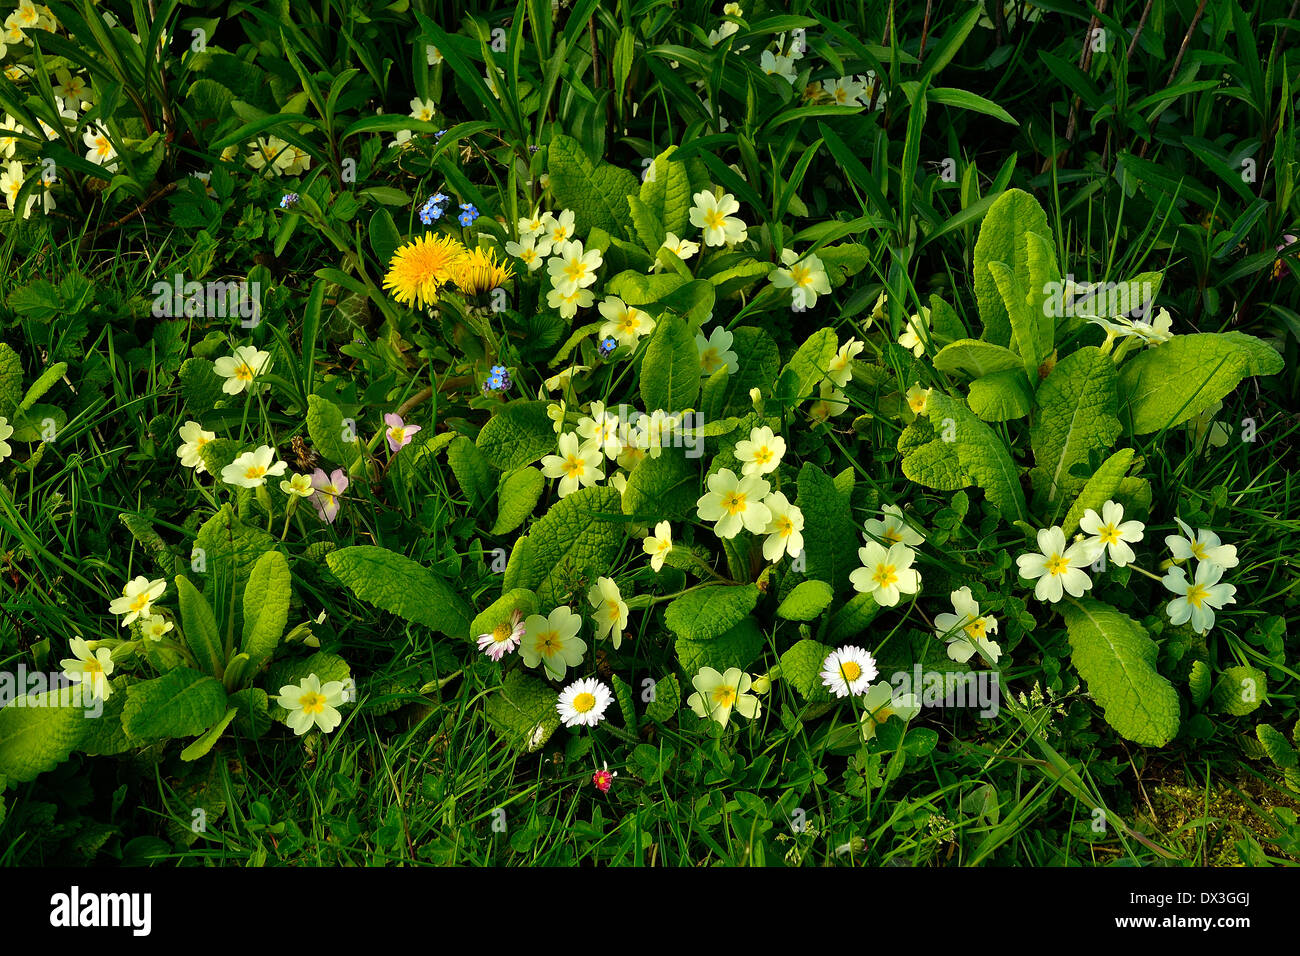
[382,234,469,309]
[454,246,515,295]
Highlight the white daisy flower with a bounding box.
[556,677,613,728]
[820,645,878,698]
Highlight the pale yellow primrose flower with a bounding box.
[587,576,629,648]
[643,521,673,572]
[540,431,604,498]
[520,606,586,680]
[276,673,347,735]
[108,575,166,627]
[687,666,761,726]
[696,468,771,539]
[60,637,114,701]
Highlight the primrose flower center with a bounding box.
[840,661,862,682]
[791,265,812,287]
[754,446,772,465]
[564,260,589,283]
[883,528,903,544]
[234,362,254,381]
[1045,554,1070,576]
[1098,524,1120,544]
[563,455,586,479]
[700,347,721,372]
[704,209,726,231]
[129,593,149,612]
[619,313,639,333]
[244,465,267,481]
[536,631,561,655]
[775,516,794,538]
[605,600,621,619]
[965,618,987,641]
[712,685,737,707]
[84,658,103,677]
[722,491,747,515]
[520,248,537,265]
[1190,541,1208,560]
[572,692,597,713]
[95,137,111,156]
[299,691,326,715]
[1185,584,1209,609]
[872,564,898,588]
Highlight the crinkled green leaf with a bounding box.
[547,133,638,238]
[306,394,360,467]
[194,504,279,592]
[241,550,291,672]
[988,259,1051,378]
[700,326,779,420]
[621,448,698,522]
[1061,447,1135,536]
[446,434,493,507]
[175,575,224,677]
[179,707,238,761]
[326,545,470,638]
[968,367,1033,421]
[16,362,66,415]
[676,617,764,675]
[1213,665,1266,716]
[476,400,557,471]
[1256,724,1297,769]
[493,467,546,535]
[122,667,230,742]
[782,327,838,401]
[1061,599,1179,746]
[796,463,858,590]
[0,685,89,782]
[776,580,834,621]
[529,485,625,605]
[1118,333,1273,435]
[485,669,560,752]
[973,188,1052,346]
[1030,346,1121,518]
[0,342,23,415]
[778,639,835,702]
[665,584,759,641]
[933,339,1025,379]
[825,592,881,643]
[1188,659,1212,709]
[640,313,700,412]
[922,392,1027,520]
[645,674,681,723]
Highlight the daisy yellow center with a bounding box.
[244,464,267,480]
[1185,583,1209,609]
[840,661,862,682]
[563,455,586,479]
[775,515,794,538]
[722,491,746,515]
[491,621,513,643]
[536,631,561,655]
[712,685,737,707]
[299,691,326,715]
[872,564,898,588]
[1045,554,1070,576]
[572,692,597,713]
[704,209,726,231]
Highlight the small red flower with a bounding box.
[592,761,617,793]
